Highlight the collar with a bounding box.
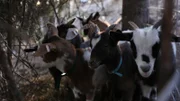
[112,56,123,77]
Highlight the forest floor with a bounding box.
[20,74,74,101]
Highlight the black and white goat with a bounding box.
[100,20,180,101]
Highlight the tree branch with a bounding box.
[49,0,60,24]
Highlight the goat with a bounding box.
[79,12,110,37]
[24,24,63,90]
[105,20,180,101]
[89,12,110,31]
[33,35,97,101]
[81,17,121,41]
[89,29,139,101]
[24,19,84,90]
[25,17,84,52]
[57,17,84,48]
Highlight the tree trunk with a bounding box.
[158,0,174,94]
[0,45,23,101]
[122,0,149,30]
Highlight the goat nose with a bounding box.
[141,65,150,72]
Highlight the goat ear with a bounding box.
[68,25,76,28]
[171,34,180,42]
[33,43,56,57]
[153,19,162,29]
[47,23,58,36]
[86,13,93,23]
[93,12,100,20]
[67,18,75,25]
[109,30,133,42]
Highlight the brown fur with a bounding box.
[68,49,94,93]
[91,19,110,32]
[34,36,96,100]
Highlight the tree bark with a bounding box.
[0,45,23,101]
[122,0,149,30]
[158,0,174,93]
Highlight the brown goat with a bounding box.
[33,36,96,101]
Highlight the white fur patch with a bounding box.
[141,85,152,98]
[140,81,157,99]
[72,18,83,30]
[91,36,101,49]
[55,58,66,73]
[171,42,176,57]
[83,47,92,62]
[66,28,78,40]
[72,87,82,99]
[55,53,74,73]
[32,57,56,69]
[122,30,133,33]
[132,27,160,78]
[32,54,71,73]
[46,45,50,52]
[140,83,156,99]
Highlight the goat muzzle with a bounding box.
[88,60,101,69]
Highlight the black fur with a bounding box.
[90,31,139,101]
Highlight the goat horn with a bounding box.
[153,19,162,29]
[128,21,139,30]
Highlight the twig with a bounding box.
[14,71,35,85]
[14,38,22,69]
[49,0,60,24]
[21,0,26,27]
[0,33,38,76]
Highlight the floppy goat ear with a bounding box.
[109,30,133,45]
[33,43,56,57]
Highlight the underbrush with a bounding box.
[20,74,74,101]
